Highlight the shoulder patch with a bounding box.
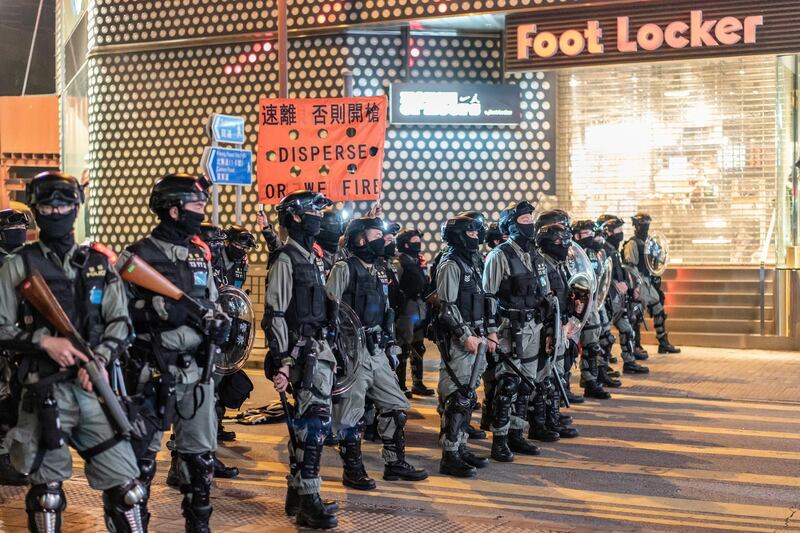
[190,235,212,263]
[90,241,118,264]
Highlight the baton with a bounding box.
[279,391,298,473]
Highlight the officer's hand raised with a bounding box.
[41,336,88,369]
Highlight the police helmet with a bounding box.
[344,217,384,249]
[225,225,257,249]
[275,190,332,226]
[458,211,487,244]
[148,173,209,214]
[443,215,483,249]
[26,171,84,207]
[0,209,29,229]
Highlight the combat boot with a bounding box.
[0,452,26,486]
[528,388,560,442]
[339,437,376,490]
[285,484,339,517]
[546,388,578,439]
[634,327,649,357]
[598,371,622,388]
[584,380,611,400]
[563,372,584,405]
[211,453,239,479]
[440,450,477,478]
[606,366,621,378]
[508,428,541,455]
[459,444,489,469]
[217,420,236,442]
[623,361,650,374]
[633,350,649,361]
[381,412,428,482]
[658,339,681,354]
[490,434,514,462]
[410,357,435,397]
[296,493,338,529]
[465,424,486,440]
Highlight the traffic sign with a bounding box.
[202,147,253,185]
[207,114,246,144]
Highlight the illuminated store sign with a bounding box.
[505,0,800,71]
[517,11,763,60]
[389,83,521,125]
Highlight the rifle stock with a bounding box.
[19,272,133,437]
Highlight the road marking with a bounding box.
[574,419,800,441]
[559,436,800,460]
[570,405,800,425]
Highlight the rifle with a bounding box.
[119,254,222,384]
[19,272,133,437]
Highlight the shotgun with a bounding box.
[119,253,222,384]
[19,272,133,437]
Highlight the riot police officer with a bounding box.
[0,208,29,486]
[316,206,348,274]
[435,216,492,477]
[393,228,433,398]
[221,225,257,289]
[572,220,612,400]
[326,217,428,491]
[119,173,231,532]
[485,222,506,250]
[624,214,680,354]
[0,171,144,532]
[483,201,548,458]
[200,223,227,287]
[263,190,339,529]
[598,215,650,375]
[532,210,580,440]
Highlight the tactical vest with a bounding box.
[541,253,569,325]
[604,244,626,282]
[629,238,648,276]
[442,249,484,325]
[127,237,211,332]
[398,253,428,301]
[18,243,112,376]
[379,258,404,311]
[225,258,248,289]
[275,245,328,332]
[342,256,388,329]
[496,242,543,312]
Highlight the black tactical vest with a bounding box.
[127,237,212,332]
[276,245,328,332]
[496,241,542,311]
[604,244,626,282]
[541,253,569,325]
[225,258,248,289]
[442,249,484,325]
[18,243,112,376]
[341,257,388,329]
[398,253,428,301]
[631,238,648,276]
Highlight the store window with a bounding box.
[62,65,89,240]
[556,56,778,265]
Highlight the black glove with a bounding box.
[208,313,231,346]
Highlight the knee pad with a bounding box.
[498,374,520,397]
[104,479,146,509]
[517,380,533,399]
[26,482,66,514]
[379,409,407,429]
[179,452,214,504]
[137,456,157,487]
[444,391,472,416]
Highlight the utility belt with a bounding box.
[499,306,541,324]
[364,326,383,355]
[130,337,199,371]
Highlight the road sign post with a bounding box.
[203,114,251,225]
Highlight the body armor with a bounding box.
[274,246,328,333]
[442,250,484,327]
[341,257,388,329]
[496,242,546,318]
[397,253,428,301]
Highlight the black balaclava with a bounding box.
[590,235,605,251]
[635,224,649,241]
[288,213,322,251]
[0,228,26,252]
[576,235,594,250]
[403,242,422,256]
[352,236,384,264]
[383,240,396,259]
[153,206,204,244]
[226,243,247,261]
[606,231,623,250]
[541,239,570,261]
[36,208,77,259]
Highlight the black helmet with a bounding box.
[597,214,625,235]
[0,209,29,229]
[632,213,652,228]
[500,201,536,236]
[225,224,257,249]
[345,217,384,249]
[275,190,332,226]
[458,211,487,244]
[571,219,597,235]
[535,209,572,244]
[383,221,401,236]
[443,215,483,249]
[485,221,504,249]
[396,228,424,248]
[26,171,84,207]
[148,173,209,213]
[199,222,226,244]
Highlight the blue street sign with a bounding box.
[208,114,245,144]
[202,147,253,185]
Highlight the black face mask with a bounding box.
[404,242,422,256]
[515,223,536,240]
[606,232,623,249]
[1,228,26,250]
[577,236,594,250]
[590,237,605,251]
[541,240,570,261]
[175,209,204,237]
[302,214,322,237]
[36,209,77,242]
[635,225,649,240]
[383,241,396,259]
[226,244,247,261]
[464,236,480,251]
[353,238,384,264]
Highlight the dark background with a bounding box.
[0,0,55,95]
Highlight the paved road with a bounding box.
[1,344,799,532]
